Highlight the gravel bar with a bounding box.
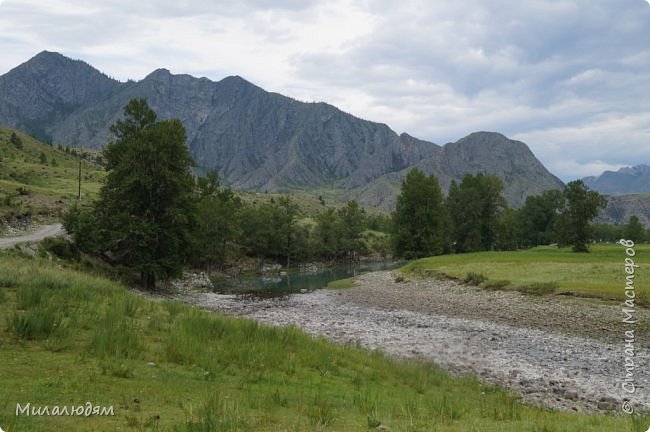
[179,270,649,414]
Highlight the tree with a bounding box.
[337,200,366,260]
[194,171,243,270]
[239,204,275,261]
[10,132,22,149]
[495,208,520,251]
[592,223,624,243]
[62,203,104,256]
[517,189,564,247]
[313,208,340,260]
[94,98,196,289]
[447,180,480,253]
[196,169,222,198]
[624,215,646,243]
[447,173,506,253]
[278,196,300,267]
[559,180,607,252]
[392,169,450,259]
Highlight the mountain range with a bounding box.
[0,51,566,209]
[583,165,650,195]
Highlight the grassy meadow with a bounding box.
[402,244,649,303]
[0,252,645,431]
[0,127,105,222]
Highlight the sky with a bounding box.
[1,0,650,181]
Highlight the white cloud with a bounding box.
[0,0,649,181]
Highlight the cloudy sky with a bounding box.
[1,0,649,180]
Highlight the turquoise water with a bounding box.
[214,261,401,298]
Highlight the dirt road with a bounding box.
[0,223,64,249]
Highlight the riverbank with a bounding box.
[4,254,635,431]
[180,270,650,414]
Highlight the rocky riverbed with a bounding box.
[178,270,649,414]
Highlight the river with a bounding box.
[213,261,402,298]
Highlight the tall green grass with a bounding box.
[0,253,641,431]
[7,305,63,340]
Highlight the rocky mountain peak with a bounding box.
[1,51,566,209]
[583,164,650,195]
[145,68,172,80]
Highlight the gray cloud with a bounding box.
[0,0,649,180]
[290,0,650,178]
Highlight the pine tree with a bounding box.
[194,171,243,269]
[93,98,197,290]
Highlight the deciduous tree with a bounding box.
[447,173,506,253]
[392,169,450,258]
[558,180,607,252]
[624,215,646,243]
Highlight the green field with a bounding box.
[402,244,648,302]
[0,127,105,221]
[0,252,644,431]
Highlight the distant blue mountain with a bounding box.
[583,165,650,195]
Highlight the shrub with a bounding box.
[464,272,487,286]
[483,280,510,290]
[41,237,78,260]
[517,282,558,296]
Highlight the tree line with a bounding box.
[390,168,624,259]
[192,179,379,271]
[63,99,386,289]
[62,98,644,290]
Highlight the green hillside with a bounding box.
[0,127,105,223]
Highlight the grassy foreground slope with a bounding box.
[0,253,640,432]
[402,244,648,302]
[0,127,104,221]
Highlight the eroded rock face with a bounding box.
[595,193,650,227]
[1,52,564,209]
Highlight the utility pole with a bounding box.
[77,148,82,200]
